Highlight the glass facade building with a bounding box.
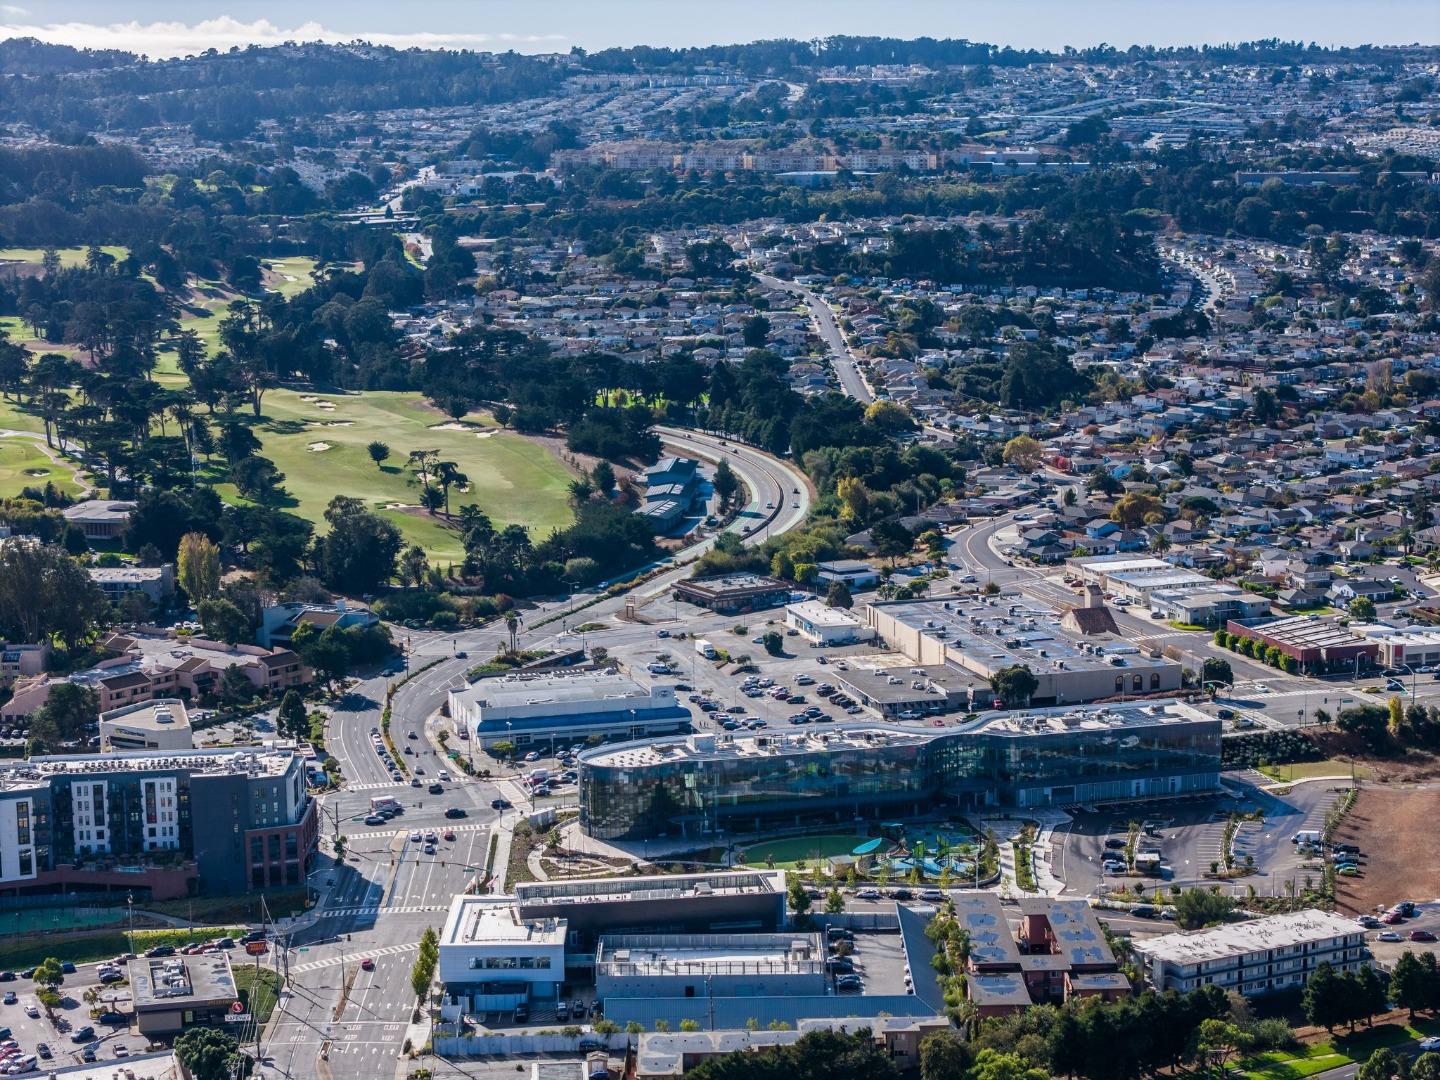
[578,709,1222,841]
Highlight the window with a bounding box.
[1150,673,1160,690]
[1132,675,1143,692]
[1114,676,1124,692]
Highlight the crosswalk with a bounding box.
[344,782,407,792]
[361,822,489,840]
[289,940,421,974]
[315,904,448,919]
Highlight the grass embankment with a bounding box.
[145,888,309,925]
[1258,759,1372,783]
[0,925,245,970]
[1240,1018,1440,1080]
[233,963,283,1026]
[212,390,575,564]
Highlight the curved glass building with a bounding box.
[578,700,1221,841]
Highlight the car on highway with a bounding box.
[364,814,386,825]
[428,783,444,794]
[855,888,881,900]
[445,807,467,819]
[1420,1037,1440,1052]
[490,798,512,810]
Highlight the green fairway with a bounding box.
[230,390,575,563]
[263,256,321,298]
[0,437,83,499]
[0,245,127,269]
[0,397,48,436]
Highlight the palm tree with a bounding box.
[505,612,521,655]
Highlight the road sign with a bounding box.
[224,1013,253,1024]
[230,1000,245,1014]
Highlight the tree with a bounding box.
[712,458,740,510]
[1388,956,1422,1025]
[277,690,309,742]
[871,519,914,566]
[1349,596,1377,620]
[1388,696,1404,740]
[1002,435,1044,472]
[787,876,811,919]
[1201,657,1234,689]
[174,1028,251,1080]
[762,631,784,656]
[742,314,771,349]
[319,496,402,596]
[197,597,252,646]
[591,461,616,495]
[825,581,853,609]
[920,1031,974,1080]
[0,542,110,651]
[367,441,391,468]
[32,682,99,749]
[990,664,1038,709]
[1302,962,1348,1034]
[400,545,428,588]
[864,400,916,434]
[1173,888,1234,931]
[1357,1048,1402,1080]
[177,531,221,604]
[31,958,63,990]
[1196,1019,1251,1076]
[1413,1053,1440,1080]
[1111,492,1166,528]
[969,1048,1047,1080]
[825,887,845,914]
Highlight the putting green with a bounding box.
[224,390,576,564]
[740,834,874,868]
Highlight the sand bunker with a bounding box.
[474,430,495,439]
[430,422,474,432]
[306,442,331,452]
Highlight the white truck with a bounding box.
[695,638,717,660]
[370,795,400,813]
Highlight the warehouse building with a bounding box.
[1223,615,1378,675]
[448,669,691,750]
[1132,909,1368,997]
[866,596,1182,705]
[784,601,875,646]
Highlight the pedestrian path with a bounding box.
[289,940,421,974]
[313,904,448,919]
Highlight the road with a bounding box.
[259,429,811,1080]
[756,273,874,403]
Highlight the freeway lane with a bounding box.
[756,272,874,403]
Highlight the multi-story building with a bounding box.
[447,670,691,751]
[88,564,175,606]
[0,746,317,899]
[1132,910,1369,997]
[578,701,1221,841]
[99,699,194,753]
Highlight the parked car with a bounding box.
[1409,929,1437,943]
[1377,931,1404,942]
[97,1011,126,1025]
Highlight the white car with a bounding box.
[1420,1036,1440,1052]
[1253,683,1270,694]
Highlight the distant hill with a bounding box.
[0,36,132,74]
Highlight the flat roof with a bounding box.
[0,745,298,792]
[1237,615,1370,651]
[453,670,659,710]
[951,894,1022,967]
[446,898,566,947]
[870,597,1175,676]
[516,869,786,907]
[967,972,1034,1007]
[596,933,823,976]
[1133,909,1362,967]
[129,954,237,1009]
[99,699,191,729]
[678,573,788,595]
[1017,897,1111,966]
[787,600,865,627]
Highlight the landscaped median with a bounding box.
[1240,1017,1440,1080]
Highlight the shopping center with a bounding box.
[577,699,1221,841]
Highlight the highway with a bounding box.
[257,429,812,1080]
[756,272,874,403]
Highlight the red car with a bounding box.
[443,831,456,842]
[1409,929,1437,943]
[360,958,375,971]
[1382,912,1405,924]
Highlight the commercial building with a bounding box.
[0,745,317,899]
[1354,625,1440,669]
[640,457,705,534]
[596,933,826,1000]
[674,574,791,614]
[61,499,135,542]
[127,953,239,1036]
[866,596,1182,705]
[1067,556,1270,626]
[447,670,691,750]
[438,871,787,1016]
[89,564,175,606]
[784,601,875,646]
[578,701,1221,841]
[953,894,1130,1016]
[1132,909,1369,997]
[257,601,378,648]
[1223,616,1378,675]
[815,560,881,590]
[99,699,194,753]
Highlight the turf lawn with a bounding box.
[220,390,575,564]
[263,256,321,298]
[1258,759,1372,782]
[740,834,874,868]
[0,245,127,269]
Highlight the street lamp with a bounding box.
[125,891,134,957]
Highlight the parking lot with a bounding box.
[0,962,153,1070]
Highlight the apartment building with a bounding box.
[1132,910,1368,996]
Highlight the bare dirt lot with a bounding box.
[1332,787,1440,915]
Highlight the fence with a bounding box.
[432,1032,631,1057]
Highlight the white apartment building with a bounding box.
[1132,910,1368,997]
[0,794,37,884]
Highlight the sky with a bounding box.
[1,1,1437,59]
